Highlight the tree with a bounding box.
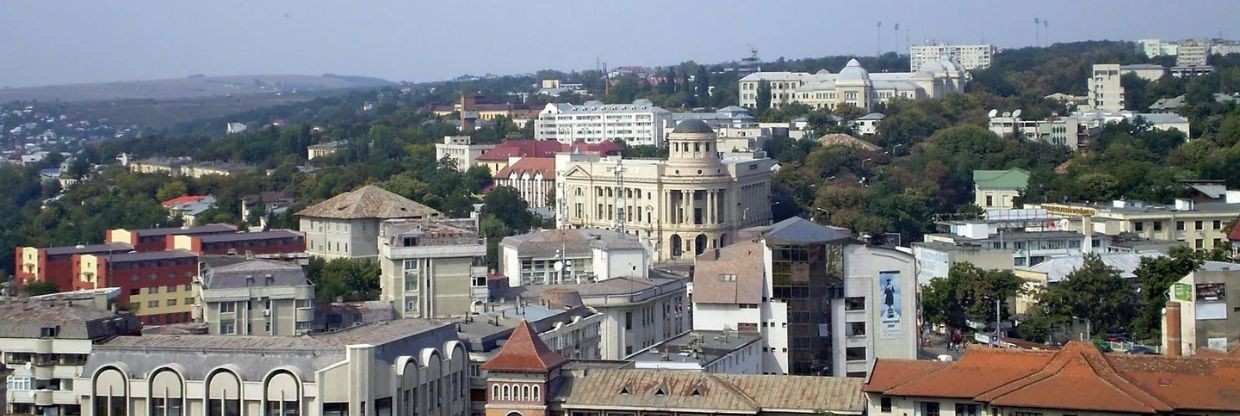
[920,262,1025,330]
[755,80,772,113]
[1130,247,1205,340]
[694,66,710,105]
[306,257,380,303]
[482,186,537,234]
[156,180,189,202]
[1035,253,1138,336]
[24,281,59,296]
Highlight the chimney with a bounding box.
[1165,301,1182,357]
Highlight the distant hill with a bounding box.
[0,74,394,104]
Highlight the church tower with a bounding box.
[481,320,565,416]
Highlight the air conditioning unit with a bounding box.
[263,310,271,317]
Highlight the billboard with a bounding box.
[879,271,902,338]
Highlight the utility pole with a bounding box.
[612,160,626,233]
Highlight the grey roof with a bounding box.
[1133,112,1189,124]
[1027,253,1165,283]
[757,217,852,245]
[296,185,441,220]
[501,228,646,258]
[196,229,303,243]
[455,304,596,353]
[672,119,714,134]
[128,224,239,237]
[202,258,309,290]
[95,249,198,263]
[631,330,761,367]
[1200,261,1240,272]
[43,242,133,256]
[0,301,138,340]
[857,112,886,120]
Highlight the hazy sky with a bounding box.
[1,0,1237,87]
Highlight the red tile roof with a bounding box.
[161,195,210,208]
[476,139,621,162]
[480,319,565,373]
[494,157,555,180]
[867,341,1240,414]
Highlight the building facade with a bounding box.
[435,136,496,172]
[499,228,650,288]
[377,218,487,319]
[909,43,996,72]
[1037,197,1240,252]
[170,229,306,257]
[492,157,556,210]
[72,250,200,325]
[76,319,469,416]
[297,185,442,260]
[1177,39,1211,67]
[195,258,315,336]
[738,59,966,111]
[1164,261,1239,355]
[14,243,133,292]
[106,224,238,252]
[1087,64,1125,112]
[555,120,775,262]
[973,169,1029,210]
[534,100,671,147]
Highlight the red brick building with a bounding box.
[14,243,133,291]
[105,223,238,252]
[71,249,199,325]
[168,229,306,256]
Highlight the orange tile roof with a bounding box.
[480,319,565,373]
[867,341,1240,414]
[161,195,210,207]
[494,157,555,179]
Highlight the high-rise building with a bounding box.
[909,43,996,72]
[534,100,671,147]
[377,218,488,319]
[555,120,774,262]
[1087,64,1125,112]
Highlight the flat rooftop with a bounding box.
[631,330,761,366]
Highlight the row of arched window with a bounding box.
[92,367,299,416]
[491,383,541,402]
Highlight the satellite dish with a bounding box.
[1012,109,1022,118]
[987,109,998,118]
[553,261,564,272]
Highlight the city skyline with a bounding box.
[1,0,1238,88]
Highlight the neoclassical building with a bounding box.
[738,58,966,111]
[555,120,775,262]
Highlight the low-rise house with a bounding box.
[307,140,345,160]
[818,133,880,151]
[161,195,216,226]
[851,112,885,135]
[297,185,442,259]
[973,169,1029,209]
[194,257,315,336]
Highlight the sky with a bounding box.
[1,0,1237,88]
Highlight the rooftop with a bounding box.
[671,119,714,134]
[0,301,138,340]
[98,318,448,351]
[974,168,1030,190]
[866,341,1240,414]
[202,258,308,290]
[693,240,765,305]
[94,249,198,263]
[123,223,238,237]
[296,185,441,220]
[746,216,852,245]
[456,303,597,352]
[501,228,647,258]
[481,319,566,372]
[630,330,761,368]
[195,229,303,243]
[1023,253,1166,283]
[42,242,133,256]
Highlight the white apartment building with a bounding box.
[377,218,487,319]
[738,59,966,111]
[909,43,996,72]
[534,100,671,147]
[499,228,650,288]
[297,185,442,260]
[194,258,316,336]
[555,120,775,262]
[989,109,1189,150]
[434,136,496,171]
[1138,38,1179,57]
[692,217,917,377]
[1087,64,1125,112]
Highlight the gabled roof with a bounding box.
[480,319,565,373]
[758,217,852,245]
[975,342,1171,414]
[974,168,1030,190]
[554,369,864,414]
[495,157,555,180]
[296,185,440,220]
[162,195,212,208]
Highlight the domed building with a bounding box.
[555,120,775,262]
[738,58,966,111]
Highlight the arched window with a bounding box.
[532,385,540,401]
[521,385,530,401]
[265,371,300,416]
[93,367,127,416]
[670,234,683,257]
[150,369,185,416]
[207,370,242,416]
[502,384,511,401]
[695,234,707,254]
[575,188,583,196]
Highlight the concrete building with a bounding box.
[105,224,238,252]
[170,229,306,257]
[377,218,487,319]
[1120,63,1167,81]
[1164,261,1239,355]
[307,141,345,160]
[492,157,556,210]
[501,274,691,360]
[194,258,315,336]
[693,217,916,377]
[481,326,866,416]
[912,241,1015,286]
[72,250,200,325]
[1014,253,1165,315]
[1037,196,1240,251]
[850,112,885,136]
[629,330,763,374]
[1137,38,1179,57]
[973,169,1029,210]
[1177,39,1211,67]
[0,300,139,416]
[297,185,442,259]
[534,100,672,147]
[555,120,775,262]
[473,140,621,177]
[1086,64,1125,112]
[865,341,1240,416]
[499,228,649,288]
[76,319,469,416]
[738,59,966,111]
[909,43,996,72]
[14,243,133,292]
[921,225,1103,268]
[435,136,496,172]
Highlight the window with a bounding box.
[1213,220,1222,230]
[167,299,177,306]
[1196,239,1204,249]
[625,312,633,329]
[219,302,236,313]
[1177,221,1185,231]
[1134,221,1144,232]
[985,195,993,207]
[220,320,236,335]
[1154,221,1163,231]
[150,286,161,294]
[846,347,866,361]
[954,404,979,416]
[845,297,865,311]
[847,322,866,336]
[919,402,940,416]
[719,273,737,282]
[148,300,159,308]
[880,397,892,413]
[187,297,196,305]
[1195,220,1203,230]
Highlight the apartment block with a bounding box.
[195,258,315,336]
[105,224,237,252]
[909,43,996,71]
[535,99,671,147]
[14,243,133,292]
[170,229,305,257]
[377,218,487,319]
[297,185,442,260]
[72,250,199,325]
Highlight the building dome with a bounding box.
[672,119,714,134]
[837,59,870,82]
